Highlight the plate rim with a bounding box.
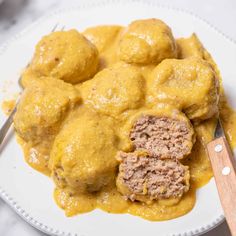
[0,0,234,235]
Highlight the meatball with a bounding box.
[177,33,205,59]
[83,25,123,68]
[118,19,177,64]
[147,57,219,121]
[116,151,190,202]
[50,109,119,193]
[20,68,37,88]
[29,30,99,84]
[83,25,122,53]
[177,34,222,91]
[80,62,145,117]
[14,78,80,144]
[130,115,194,160]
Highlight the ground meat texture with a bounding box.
[130,116,193,160]
[116,151,190,202]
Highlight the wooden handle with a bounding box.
[207,137,236,236]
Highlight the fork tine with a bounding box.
[51,23,59,32]
[60,26,65,31]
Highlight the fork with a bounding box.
[0,23,65,146]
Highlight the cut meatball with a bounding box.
[116,151,190,202]
[130,115,194,160]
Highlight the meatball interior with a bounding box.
[116,151,190,202]
[130,115,194,160]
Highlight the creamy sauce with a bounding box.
[12,21,236,221]
[18,136,52,176]
[54,183,196,221]
[220,95,236,148]
[1,99,16,115]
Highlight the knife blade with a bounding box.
[214,119,226,139]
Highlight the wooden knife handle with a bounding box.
[207,137,236,236]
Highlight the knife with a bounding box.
[207,119,236,236]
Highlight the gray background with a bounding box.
[0,0,235,235]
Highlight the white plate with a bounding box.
[1,1,236,236]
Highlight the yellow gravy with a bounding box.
[11,23,236,221]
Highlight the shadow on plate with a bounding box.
[0,0,29,30]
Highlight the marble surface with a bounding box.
[0,0,235,235]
